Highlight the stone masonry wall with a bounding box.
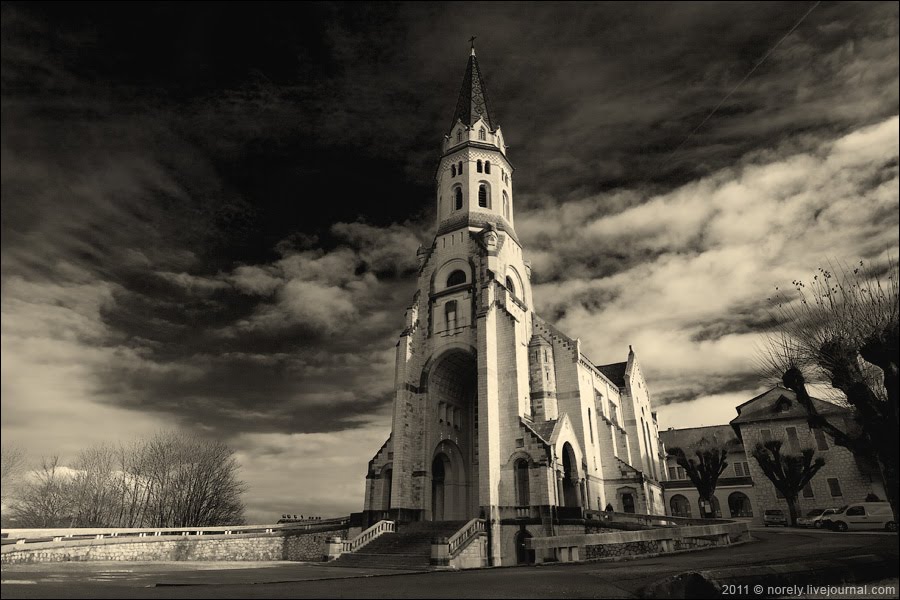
[1,529,347,565]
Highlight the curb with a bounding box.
[641,553,898,598]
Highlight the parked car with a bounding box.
[822,502,896,532]
[796,509,825,528]
[796,508,840,528]
[763,509,788,527]
[812,508,840,528]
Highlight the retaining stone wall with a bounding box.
[1,529,348,565]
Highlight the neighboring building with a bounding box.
[659,387,887,526]
[357,47,665,565]
[659,425,754,521]
[730,387,886,525]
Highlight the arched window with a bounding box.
[445,300,458,330]
[476,160,483,173]
[454,187,463,210]
[451,164,456,177]
[502,191,510,219]
[727,492,753,517]
[479,127,486,140]
[670,494,691,518]
[485,161,491,174]
[505,276,516,296]
[514,459,530,506]
[457,130,463,142]
[478,184,489,208]
[446,270,466,287]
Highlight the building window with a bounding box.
[458,160,463,173]
[676,466,686,480]
[505,276,516,296]
[485,160,491,174]
[786,427,800,453]
[451,164,456,177]
[813,428,828,451]
[503,191,510,218]
[670,494,691,518]
[444,300,457,330]
[446,270,466,287]
[454,187,463,210]
[727,492,753,517]
[588,408,594,443]
[478,184,489,208]
[827,478,843,497]
[734,461,750,477]
[479,127,486,140]
[476,160,483,173]
[514,459,530,506]
[457,130,463,142]
[668,466,677,480]
[802,483,815,498]
[760,429,772,442]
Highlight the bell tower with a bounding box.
[436,45,516,239]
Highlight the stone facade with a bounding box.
[0,529,346,565]
[360,48,666,566]
[731,387,885,525]
[658,387,886,526]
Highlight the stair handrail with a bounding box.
[341,519,395,553]
[447,518,485,557]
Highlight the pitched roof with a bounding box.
[596,362,627,388]
[522,418,557,445]
[448,49,495,134]
[659,425,743,452]
[730,386,847,427]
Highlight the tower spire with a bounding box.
[448,42,494,134]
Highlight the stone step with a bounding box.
[331,520,470,570]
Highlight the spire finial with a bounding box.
[469,35,477,55]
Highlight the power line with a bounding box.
[667,1,822,160]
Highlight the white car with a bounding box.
[822,502,896,532]
[796,508,839,528]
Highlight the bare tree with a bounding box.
[1,444,26,499]
[763,259,899,523]
[667,440,729,519]
[10,456,73,528]
[7,431,246,528]
[751,440,825,526]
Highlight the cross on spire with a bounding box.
[469,35,477,55]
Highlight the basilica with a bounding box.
[359,47,666,564]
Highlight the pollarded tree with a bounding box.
[751,439,825,527]
[667,440,729,519]
[763,260,898,524]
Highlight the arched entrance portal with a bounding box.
[515,529,535,565]
[427,350,477,520]
[561,443,581,508]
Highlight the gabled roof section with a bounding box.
[448,49,495,134]
[520,417,556,447]
[730,386,848,428]
[596,362,627,388]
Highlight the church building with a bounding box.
[360,47,666,565]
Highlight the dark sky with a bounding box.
[2,1,898,521]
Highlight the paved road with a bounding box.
[2,528,897,599]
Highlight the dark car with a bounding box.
[763,508,788,527]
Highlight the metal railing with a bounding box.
[447,518,485,557]
[340,520,394,553]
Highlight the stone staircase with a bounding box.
[329,521,468,570]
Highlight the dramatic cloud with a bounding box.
[2,2,897,522]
